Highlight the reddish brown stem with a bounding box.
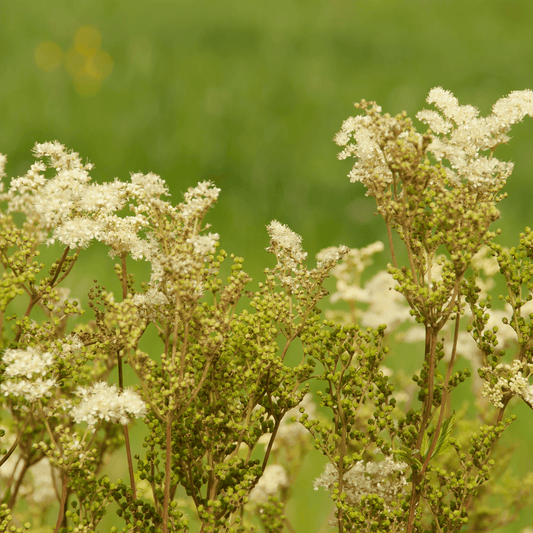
[53,471,69,533]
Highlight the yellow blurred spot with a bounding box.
[34,41,63,72]
[64,25,113,96]
[74,25,102,55]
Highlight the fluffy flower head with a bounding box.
[266,220,307,270]
[3,347,54,378]
[68,382,147,429]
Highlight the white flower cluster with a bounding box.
[180,180,221,219]
[1,347,57,402]
[266,220,308,271]
[2,141,143,252]
[144,180,221,290]
[0,142,225,311]
[249,464,289,503]
[315,245,352,271]
[334,88,533,193]
[265,221,349,293]
[66,382,147,429]
[0,141,223,273]
[1,378,57,403]
[186,233,219,259]
[131,288,170,322]
[3,347,54,378]
[481,359,533,408]
[416,87,533,189]
[333,104,396,192]
[54,333,84,358]
[313,456,408,509]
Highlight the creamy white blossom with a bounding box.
[416,87,533,189]
[132,288,169,307]
[2,378,57,402]
[56,333,84,357]
[521,385,533,409]
[3,347,54,378]
[1,347,57,402]
[180,181,221,220]
[129,171,169,201]
[68,382,147,429]
[132,288,170,322]
[336,88,533,194]
[481,360,533,408]
[315,245,351,270]
[50,217,105,248]
[99,213,150,259]
[186,233,219,258]
[266,220,308,270]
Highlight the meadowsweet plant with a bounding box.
[0,142,348,533]
[315,86,533,532]
[1,87,533,533]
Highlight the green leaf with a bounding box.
[431,411,455,459]
[392,445,422,470]
[420,429,430,458]
[416,411,456,464]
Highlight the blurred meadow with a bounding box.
[2,0,533,531]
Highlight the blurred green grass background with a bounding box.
[2,0,533,531]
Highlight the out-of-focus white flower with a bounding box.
[249,464,289,503]
[0,153,7,178]
[324,241,385,304]
[314,456,408,510]
[28,458,57,505]
[521,385,533,409]
[359,271,412,330]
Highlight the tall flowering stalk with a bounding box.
[313,87,533,532]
